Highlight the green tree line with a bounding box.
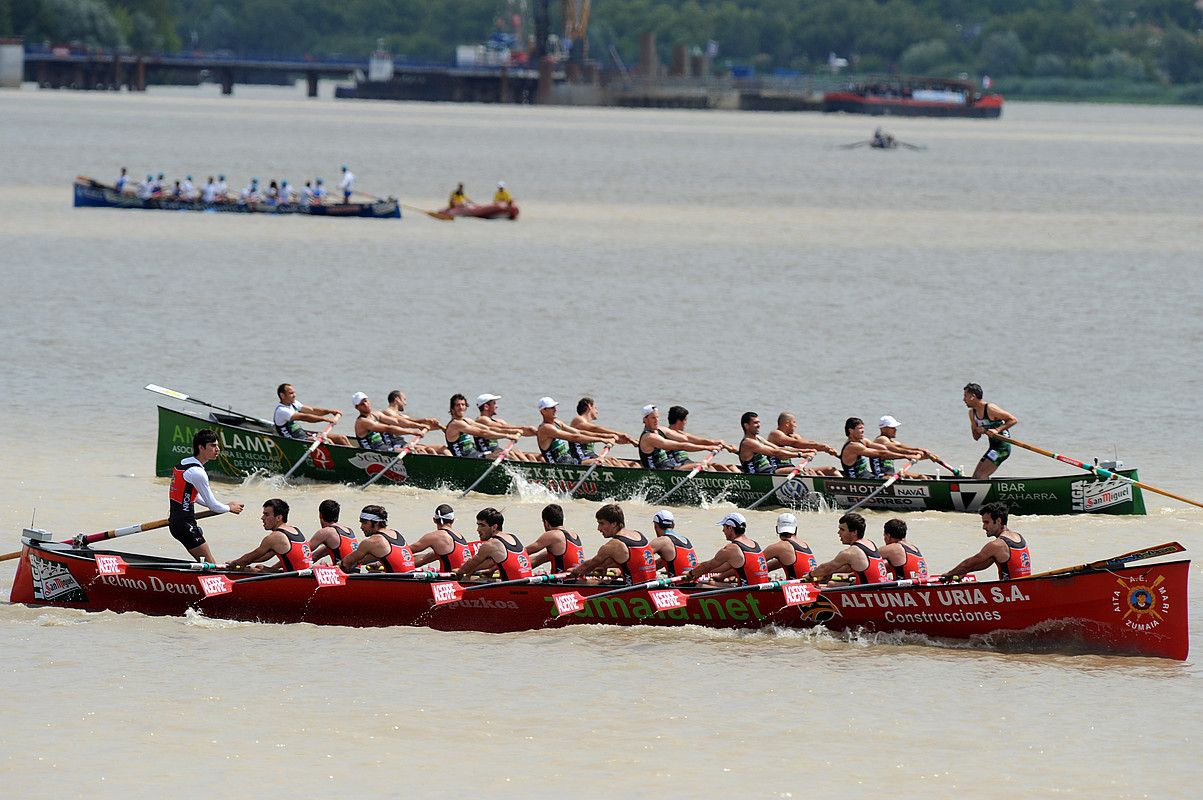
[5,0,1203,85]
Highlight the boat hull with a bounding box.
[73,179,401,219]
[823,92,1003,118]
[442,202,519,219]
[10,542,1189,659]
[155,406,1147,515]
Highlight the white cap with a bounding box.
[879,415,901,429]
[641,404,657,418]
[776,513,798,535]
[652,509,675,526]
[537,396,558,410]
[497,180,506,188]
[717,512,747,528]
[475,393,501,407]
[351,391,368,406]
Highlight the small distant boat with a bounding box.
[441,201,520,220]
[73,177,401,219]
[825,76,1003,119]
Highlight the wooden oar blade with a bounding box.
[648,588,689,611]
[430,581,465,605]
[552,591,587,617]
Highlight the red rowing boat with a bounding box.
[9,538,1188,660]
[440,201,519,220]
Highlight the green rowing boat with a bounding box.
[155,406,1147,515]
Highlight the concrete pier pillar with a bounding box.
[134,58,146,91]
[306,70,318,97]
[639,32,657,77]
[220,67,234,95]
[536,55,554,104]
[670,45,687,77]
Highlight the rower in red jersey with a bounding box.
[879,518,929,581]
[762,512,818,579]
[224,498,312,573]
[307,499,358,565]
[568,503,657,584]
[682,512,770,585]
[647,509,698,578]
[805,512,891,585]
[408,504,474,572]
[340,505,415,573]
[524,503,586,573]
[453,507,532,581]
[941,502,1031,581]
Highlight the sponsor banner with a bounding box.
[949,482,992,512]
[430,582,464,605]
[831,493,929,510]
[348,451,409,484]
[95,554,128,576]
[1073,477,1133,512]
[312,564,346,588]
[29,554,88,603]
[825,481,931,499]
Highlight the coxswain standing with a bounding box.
[339,165,355,203]
[453,508,533,581]
[879,518,928,580]
[569,503,658,584]
[224,498,313,573]
[168,429,245,562]
[682,512,770,585]
[351,391,428,451]
[524,503,586,573]
[647,509,699,578]
[408,505,474,572]
[941,502,1031,581]
[115,167,129,193]
[274,383,351,446]
[307,499,358,565]
[340,505,416,573]
[963,383,1019,479]
[534,396,618,465]
[804,512,892,585]
[762,512,818,579]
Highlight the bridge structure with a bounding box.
[23,47,377,96]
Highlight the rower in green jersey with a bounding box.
[665,405,740,473]
[766,411,841,476]
[569,397,639,466]
[872,415,940,478]
[444,393,525,458]
[273,383,351,446]
[838,417,923,479]
[534,396,618,464]
[737,412,811,475]
[963,383,1018,479]
[638,405,719,471]
[474,393,540,462]
[351,392,430,452]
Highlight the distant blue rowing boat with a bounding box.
[73,177,401,219]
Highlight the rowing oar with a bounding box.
[459,438,518,498]
[282,414,341,483]
[360,432,425,490]
[0,510,223,562]
[1020,541,1185,581]
[845,460,915,512]
[651,449,720,505]
[931,456,960,477]
[145,384,272,427]
[400,202,454,221]
[990,433,1203,511]
[746,454,816,511]
[564,443,613,497]
[550,574,695,617]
